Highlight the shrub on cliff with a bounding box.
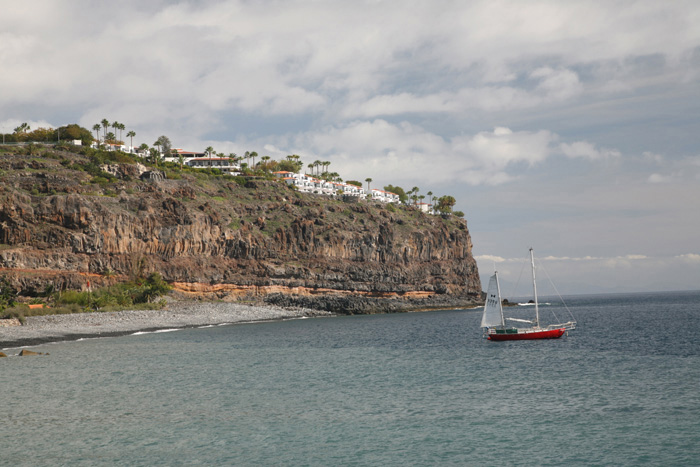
[0,277,18,312]
[53,273,172,312]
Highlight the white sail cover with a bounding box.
[481,273,504,327]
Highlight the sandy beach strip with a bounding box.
[0,301,331,350]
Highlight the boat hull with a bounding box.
[488,327,566,341]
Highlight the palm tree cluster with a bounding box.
[306,160,331,176]
[93,119,130,145]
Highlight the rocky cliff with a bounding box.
[0,145,481,313]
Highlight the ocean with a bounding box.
[2,291,699,466]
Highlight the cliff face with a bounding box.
[0,147,481,312]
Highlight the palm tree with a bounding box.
[112,121,120,143]
[411,186,420,205]
[307,163,314,175]
[261,155,271,172]
[205,146,214,167]
[250,151,258,168]
[323,161,330,174]
[101,119,109,140]
[127,130,135,149]
[93,124,101,142]
[365,177,372,193]
[149,148,160,166]
[427,191,434,206]
[118,123,125,142]
[313,160,321,175]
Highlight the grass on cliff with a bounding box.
[0,273,172,323]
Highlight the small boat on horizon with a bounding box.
[481,248,576,341]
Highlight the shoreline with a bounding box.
[0,301,331,351]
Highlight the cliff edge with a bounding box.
[0,145,481,313]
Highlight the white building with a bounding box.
[370,188,400,203]
[186,157,240,174]
[274,172,367,198]
[416,202,433,214]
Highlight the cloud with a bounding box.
[254,123,592,187]
[0,118,55,134]
[643,151,665,164]
[474,255,507,263]
[560,141,621,160]
[477,253,698,294]
[677,253,700,263]
[2,1,699,139]
[530,67,583,101]
[348,68,583,119]
[483,254,648,263]
[648,173,673,184]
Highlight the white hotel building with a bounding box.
[273,172,400,203]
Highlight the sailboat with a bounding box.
[481,248,576,341]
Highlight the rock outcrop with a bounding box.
[0,146,481,312]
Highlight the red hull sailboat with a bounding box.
[481,248,575,341]
[487,326,566,341]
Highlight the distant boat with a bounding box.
[481,248,576,341]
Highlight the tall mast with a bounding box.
[529,248,540,328]
[495,270,505,327]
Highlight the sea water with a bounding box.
[1,291,699,466]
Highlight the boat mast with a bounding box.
[495,270,505,327]
[529,248,540,328]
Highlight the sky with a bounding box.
[1,0,699,294]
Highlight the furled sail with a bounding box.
[506,318,535,324]
[481,273,504,328]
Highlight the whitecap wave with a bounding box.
[131,328,181,336]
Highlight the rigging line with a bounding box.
[506,257,527,302]
[538,259,576,322]
[533,257,563,324]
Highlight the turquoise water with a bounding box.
[2,291,699,466]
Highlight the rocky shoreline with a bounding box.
[1,293,481,351]
[0,301,331,351]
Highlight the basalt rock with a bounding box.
[0,147,481,313]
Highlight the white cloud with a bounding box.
[560,141,621,159]
[677,253,700,263]
[253,123,575,188]
[0,118,55,134]
[648,173,673,184]
[474,255,507,263]
[530,67,583,101]
[477,253,699,294]
[643,151,665,164]
[462,127,554,171]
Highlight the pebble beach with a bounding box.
[0,301,330,350]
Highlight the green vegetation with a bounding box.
[384,185,408,203]
[435,195,456,215]
[0,273,172,323]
